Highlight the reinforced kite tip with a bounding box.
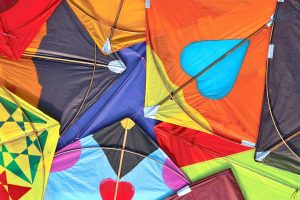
[144,105,160,118]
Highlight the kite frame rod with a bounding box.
[109,0,125,42]
[54,146,191,184]
[22,52,108,67]
[156,21,271,106]
[60,45,97,135]
[155,126,299,193]
[264,2,299,160]
[266,130,300,154]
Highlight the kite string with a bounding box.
[2,88,47,200]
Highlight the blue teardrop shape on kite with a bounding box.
[180,39,250,100]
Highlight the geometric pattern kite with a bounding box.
[0,87,59,199]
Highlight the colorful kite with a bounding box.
[145,0,276,145]
[0,0,299,199]
[155,122,300,199]
[45,118,188,200]
[255,0,300,175]
[59,42,159,150]
[0,87,59,199]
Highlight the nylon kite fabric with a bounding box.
[0,1,129,133]
[45,118,188,200]
[59,42,159,150]
[155,123,300,199]
[166,169,244,200]
[0,0,61,60]
[66,0,145,54]
[255,0,300,175]
[145,0,276,144]
[0,87,59,199]
[0,0,299,199]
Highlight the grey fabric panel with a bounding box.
[256,0,300,174]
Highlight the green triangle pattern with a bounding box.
[16,122,25,131]
[0,96,18,115]
[29,155,41,183]
[22,113,28,122]
[38,131,48,152]
[2,145,8,153]
[0,122,4,128]
[26,137,33,147]
[33,140,40,152]
[10,153,19,159]
[6,116,14,122]
[0,151,4,167]
[21,149,28,155]
[23,109,46,124]
[6,160,30,183]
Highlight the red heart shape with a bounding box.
[100,178,134,200]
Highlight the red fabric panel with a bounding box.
[0,0,61,60]
[0,0,18,13]
[166,169,244,200]
[155,122,251,167]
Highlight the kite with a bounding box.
[45,118,188,200]
[0,0,299,199]
[255,0,300,175]
[0,87,59,199]
[166,169,244,200]
[155,122,300,199]
[145,0,276,145]
[59,42,158,150]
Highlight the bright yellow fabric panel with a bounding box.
[145,45,212,134]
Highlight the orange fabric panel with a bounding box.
[147,0,276,142]
[0,24,46,106]
[67,0,145,53]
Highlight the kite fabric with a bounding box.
[0,1,130,133]
[155,123,300,200]
[166,169,244,200]
[45,118,188,200]
[0,0,299,200]
[145,0,277,145]
[0,0,61,60]
[66,0,145,54]
[0,87,59,200]
[59,42,159,150]
[255,0,300,175]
